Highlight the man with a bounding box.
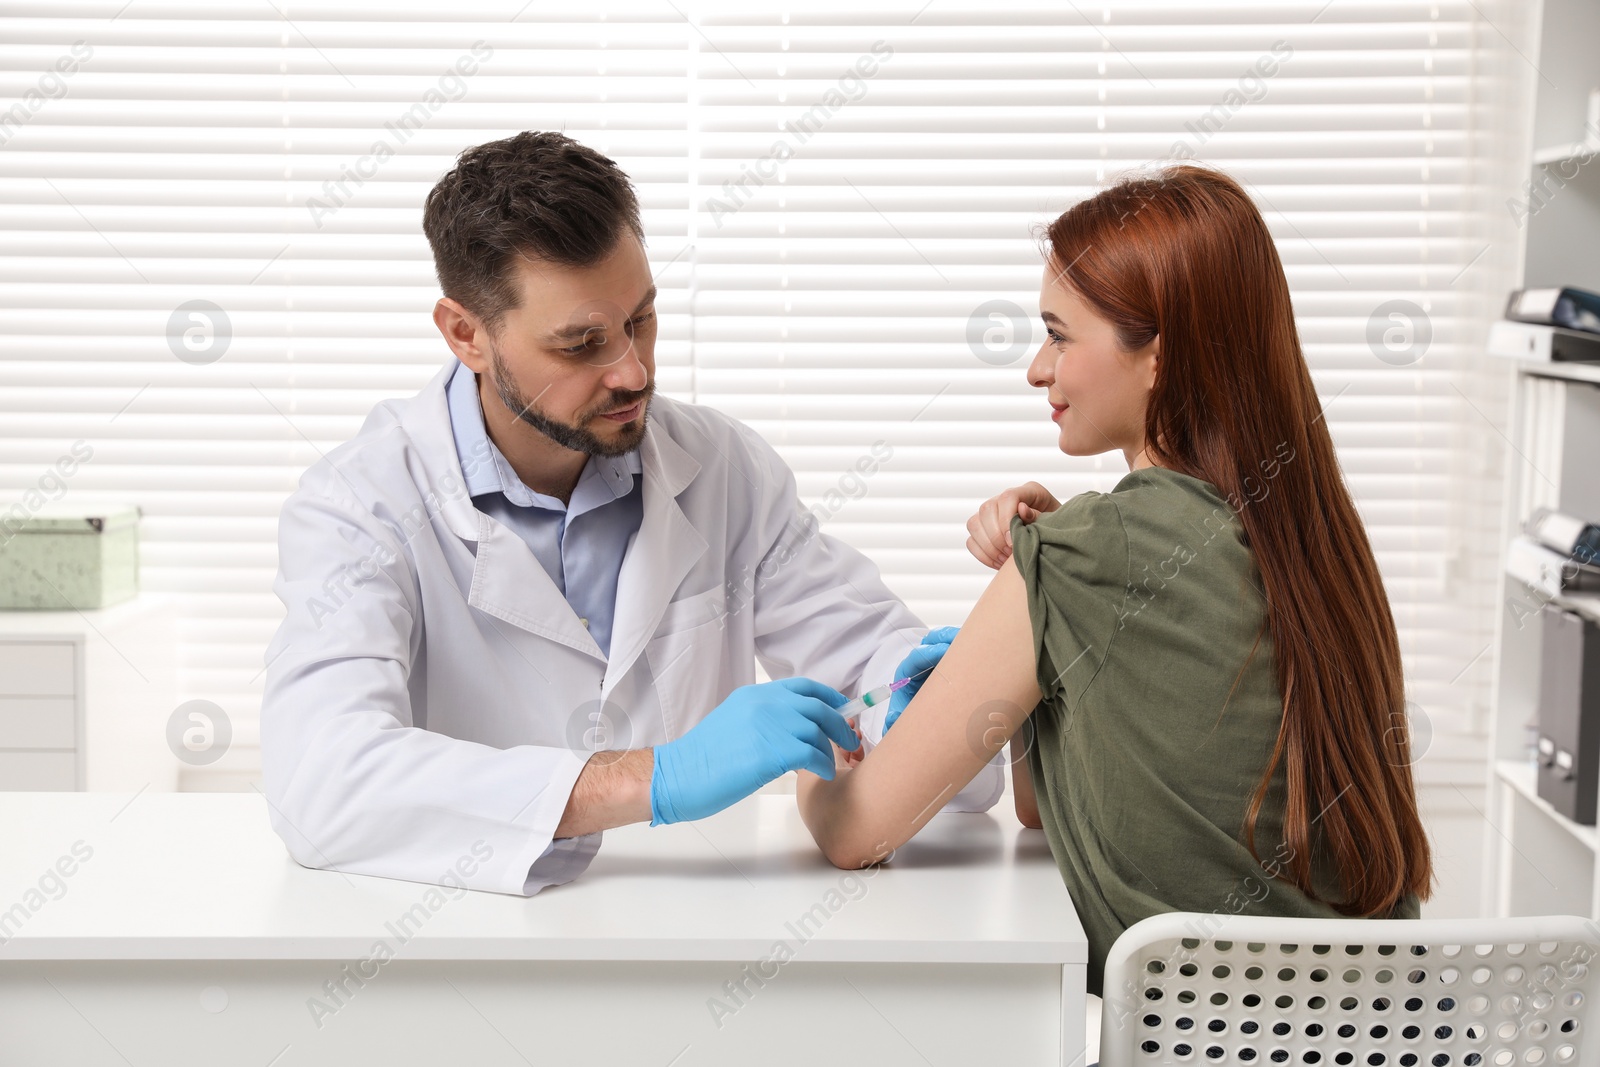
[261,131,1001,896]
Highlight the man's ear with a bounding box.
[433,297,491,374]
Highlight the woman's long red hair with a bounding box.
[1046,165,1432,915]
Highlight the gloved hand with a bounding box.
[651,677,857,826]
[884,626,960,732]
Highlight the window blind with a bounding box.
[0,1,1521,785]
[688,1,1520,770]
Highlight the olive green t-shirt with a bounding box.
[1008,467,1419,997]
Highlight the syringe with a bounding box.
[838,677,911,725]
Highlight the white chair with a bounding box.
[1099,912,1600,1067]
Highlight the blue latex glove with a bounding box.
[884,625,960,732]
[650,677,856,826]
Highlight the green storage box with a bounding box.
[0,504,141,610]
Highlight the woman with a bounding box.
[796,164,1432,997]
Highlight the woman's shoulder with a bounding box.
[1036,482,1122,528]
[1108,465,1232,518]
[1022,484,1124,547]
[1011,486,1130,593]
[1030,466,1231,539]
[1014,466,1242,593]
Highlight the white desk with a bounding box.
[0,792,1089,1066]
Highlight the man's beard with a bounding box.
[489,345,652,458]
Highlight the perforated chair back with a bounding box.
[1099,913,1600,1067]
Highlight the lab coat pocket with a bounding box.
[653,586,727,635]
[646,588,729,742]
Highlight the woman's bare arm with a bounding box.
[796,557,1044,868]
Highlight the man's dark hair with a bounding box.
[422,131,643,333]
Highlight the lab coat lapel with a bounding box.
[399,361,485,544]
[604,419,706,692]
[402,361,604,659]
[468,511,604,660]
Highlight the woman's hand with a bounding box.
[965,482,1061,569]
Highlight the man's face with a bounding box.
[482,236,658,457]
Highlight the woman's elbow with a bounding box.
[820,828,900,871]
[822,846,864,871]
[822,838,878,871]
[1014,797,1043,830]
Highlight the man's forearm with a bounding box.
[553,748,655,839]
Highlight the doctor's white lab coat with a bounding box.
[261,361,1003,896]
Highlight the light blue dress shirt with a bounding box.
[445,360,643,658]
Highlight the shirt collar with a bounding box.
[445,360,641,514]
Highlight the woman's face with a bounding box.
[1026,264,1160,467]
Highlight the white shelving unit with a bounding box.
[0,595,178,791]
[1483,0,1600,920]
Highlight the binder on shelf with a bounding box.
[1527,507,1600,567]
[1507,535,1600,603]
[1488,319,1600,364]
[1536,605,1600,826]
[1506,286,1600,334]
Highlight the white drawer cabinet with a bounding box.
[0,596,178,791]
[0,696,76,748]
